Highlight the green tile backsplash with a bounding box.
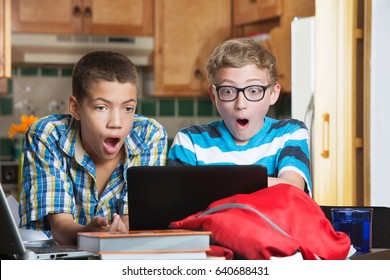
[0,138,13,160]
[42,68,59,76]
[197,98,214,116]
[140,99,157,116]
[9,66,291,120]
[0,97,13,115]
[178,99,194,116]
[20,67,39,76]
[159,99,175,116]
[9,66,222,119]
[61,68,73,77]
[7,78,12,95]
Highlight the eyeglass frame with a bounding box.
[213,83,274,102]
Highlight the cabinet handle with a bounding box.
[73,6,81,17]
[84,7,92,17]
[321,113,329,158]
[194,69,203,79]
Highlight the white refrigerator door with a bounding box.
[291,16,315,126]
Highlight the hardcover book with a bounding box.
[97,250,208,260]
[77,229,211,253]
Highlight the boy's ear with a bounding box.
[208,85,217,106]
[269,83,281,106]
[68,96,81,120]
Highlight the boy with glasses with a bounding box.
[168,38,312,195]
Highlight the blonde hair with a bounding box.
[205,38,279,85]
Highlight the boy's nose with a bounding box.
[235,91,247,109]
[107,110,122,128]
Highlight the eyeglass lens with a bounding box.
[217,85,269,101]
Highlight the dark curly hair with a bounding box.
[72,51,139,102]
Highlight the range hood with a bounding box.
[12,33,154,66]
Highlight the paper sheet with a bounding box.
[6,195,49,242]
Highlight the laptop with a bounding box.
[0,184,96,260]
[127,165,268,230]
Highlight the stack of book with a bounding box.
[77,229,211,260]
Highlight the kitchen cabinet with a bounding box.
[233,0,282,26]
[313,0,369,206]
[233,0,315,93]
[0,0,11,82]
[12,0,153,35]
[153,0,231,97]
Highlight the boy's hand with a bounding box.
[85,216,110,231]
[85,215,128,232]
[108,213,128,232]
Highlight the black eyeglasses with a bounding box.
[214,84,273,102]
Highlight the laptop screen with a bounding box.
[127,165,268,230]
[0,184,96,260]
[0,184,27,256]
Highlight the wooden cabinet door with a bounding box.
[233,0,315,93]
[154,0,232,97]
[12,0,153,35]
[84,0,153,35]
[313,0,356,205]
[12,0,80,34]
[233,0,282,26]
[1,0,11,79]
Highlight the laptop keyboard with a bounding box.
[26,245,81,254]
[25,240,82,253]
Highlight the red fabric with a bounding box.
[207,245,235,260]
[169,184,351,260]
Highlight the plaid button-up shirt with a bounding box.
[19,114,167,237]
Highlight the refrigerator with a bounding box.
[291,16,315,126]
[292,11,390,207]
[291,16,316,182]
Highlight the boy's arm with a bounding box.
[268,170,305,190]
[19,130,76,234]
[271,120,312,194]
[48,213,128,245]
[48,213,107,245]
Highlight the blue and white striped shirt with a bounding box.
[19,114,167,236]
[168,117,312,195]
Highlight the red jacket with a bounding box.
[170,184,351,260]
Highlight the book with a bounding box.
[97,250,207,260]
[77,229,211,253]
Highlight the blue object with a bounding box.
[331,208,373,251]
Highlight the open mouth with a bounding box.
[104,137,120,148]
[237,119,249,126]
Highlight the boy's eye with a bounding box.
[125,106,134,113]
[221,88,235,95]
[248,87,262,95]
[96,105,106,111]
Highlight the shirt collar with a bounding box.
[59,117,78,157]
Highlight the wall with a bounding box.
[370,0,390,206]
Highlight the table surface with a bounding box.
[349,248,390,260]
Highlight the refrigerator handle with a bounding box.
[321,113,330,158]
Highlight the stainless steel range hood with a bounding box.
[12,33,154,66]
